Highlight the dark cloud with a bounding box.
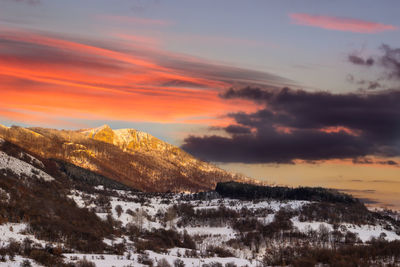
[182,87,400,163]
[347,44,400,91]
[221,86,275,102]
[348,54,374,66]
[367,81,382,90]
[224,125,252,134]
[352,157,374,164]
[384,160,399,165]
[380,44,400,80]
[352,157,398,166]
[354,80,384,90]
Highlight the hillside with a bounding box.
[0,124,252,192]
[0,138,400,266]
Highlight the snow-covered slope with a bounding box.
[62,187,400,266]
[0,151,54,182]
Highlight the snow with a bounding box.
[103,236,126,247]
[184,226,236,237]
[94,185,104,190]
[67,189,96,209]
[292,217,333,232]
[258,214,275,225]
[341,223,400,242]
[0,188,10,202]
[61,187,400,266]
[0,223,46,247]
[68,188,400,245]
[1,255,41,267]
[67,193,86,209]
[108,196,166,230]
[291,216,400,242]
[193,198,308,213]
[18,152,45,169]
[113,129,140,144]
[0,152,54,182]
[64,250,259,267]
[82,124,111,138]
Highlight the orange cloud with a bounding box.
[319,126,361,136]
[289,13,397,33]
[0,28,275,125]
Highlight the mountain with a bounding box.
[1,135,400,266]
[0,124,252,192]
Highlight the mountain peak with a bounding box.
[94,124,112,131]
[81,125,168,153]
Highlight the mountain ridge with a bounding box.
[0,124,256,192]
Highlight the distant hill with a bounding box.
[0,124,253,192]
[216,181,357,203]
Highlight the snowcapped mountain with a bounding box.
[0,124,253,192]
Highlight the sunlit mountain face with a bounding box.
[0,124,255,192]
[1,0,400,209]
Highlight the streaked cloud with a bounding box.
[0,27,289,125]
[289,13,397,33]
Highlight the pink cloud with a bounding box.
[289,13,397,33]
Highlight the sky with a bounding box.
[0,0,399,208]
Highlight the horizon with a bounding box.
[1,0,399,209]
[1,122,399,210]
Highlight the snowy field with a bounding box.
[63,251,259,267]
[60,188,400,266]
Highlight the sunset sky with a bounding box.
[1,0,399,207]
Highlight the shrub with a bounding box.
[138,253,154,266]
[20,259,32,267]
[292,257,317,267]
[115,205,123,218]
[157,258,172,267]
[29,249,64,267]
[76,258,96,267]
[206,246,234,258]
[174,258,185,267]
